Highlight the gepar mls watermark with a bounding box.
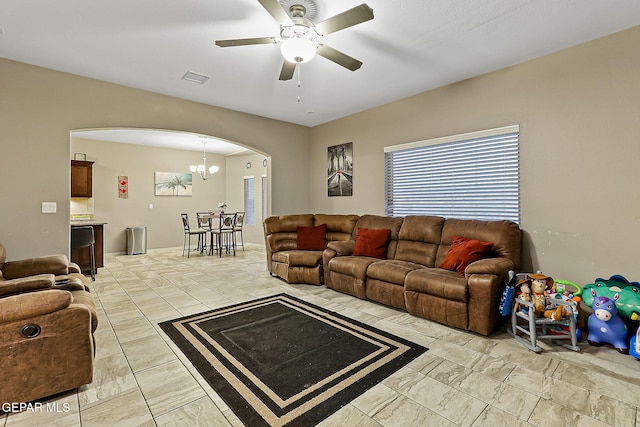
[2,402,71,413]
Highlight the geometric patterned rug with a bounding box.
[159,293,428,426]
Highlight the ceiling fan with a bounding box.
[215,0,374,81]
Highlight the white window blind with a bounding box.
[384,125,520,223]
[244,177,255,225]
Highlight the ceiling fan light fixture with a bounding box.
[280,37,316,63]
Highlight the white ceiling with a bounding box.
[2,0,639,132]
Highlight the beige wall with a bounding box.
[309,26,640,284]
[0,58,309,260]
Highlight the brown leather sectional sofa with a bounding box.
[264,214,521,336]
[0,242,97,404]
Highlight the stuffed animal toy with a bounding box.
[583,274,640,320]
[587,289,629,354]
[521,273,567,320]
[513,280,532,314]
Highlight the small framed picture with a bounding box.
[74,153,87,161]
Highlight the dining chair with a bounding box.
[71,226,96,281]
[233,211,245,251]
[181,213,206,257]
[210,213,236,257]
[196,212,213,254]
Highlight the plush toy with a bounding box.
[520,273,568,320]
[583,274,640,320]
[587,289,629,354]
[513,280,532,314]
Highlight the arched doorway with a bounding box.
[70,128,271,253]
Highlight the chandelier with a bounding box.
[190,140,219,180]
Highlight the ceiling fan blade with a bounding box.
[316,45,363,71]
[279,60,296,81]
[315,3,374,35]
[257,0,292,26]
[215,37,277,47]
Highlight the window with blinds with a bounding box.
[261,175,268,222]
[244,177,255,225]
[384,125,520,223]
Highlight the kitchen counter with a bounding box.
[71,220,108,227]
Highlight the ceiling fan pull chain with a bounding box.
[297,62,302,103]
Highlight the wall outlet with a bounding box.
[42,202,57,213]
[149,203,153,209]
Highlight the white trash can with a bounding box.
[126,226,147,255]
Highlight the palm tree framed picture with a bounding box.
[154,172,193,196]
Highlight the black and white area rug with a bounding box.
[159,293,428,426]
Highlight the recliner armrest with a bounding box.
[68,262,82,274]
[327,240,355,256]
[1,255,70,280]
[0,289,72,323]
[0,274,55,297]
[464,257,514,277]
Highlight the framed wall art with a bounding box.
[154,172,193,196]
[327,142,353,197]
[118,176,128,199]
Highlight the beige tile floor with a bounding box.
[2,244,639,427]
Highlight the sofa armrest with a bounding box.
[1,255,70,280]
[327,240,355,256]
[464,257,514,277]
[0,274,55,297]
[0,289,72,323]
[68,262,82,274]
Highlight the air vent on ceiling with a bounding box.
[182,71,210,84]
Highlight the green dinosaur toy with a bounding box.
[582,275,640,319]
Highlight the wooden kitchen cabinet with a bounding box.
[71,160,94,197]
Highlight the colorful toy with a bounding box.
[583,275,640,320]
[499,271,517,316]
[630,312,639,360]
[508,272,580,353]
[519,273,570,320]
[587,289,629,353]
[513,279,532,314]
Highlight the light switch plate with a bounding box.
[42,202,57,213]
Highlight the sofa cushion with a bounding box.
[366,260,425,285]
[437,218,521,270]
[395,216,445,266]
[0,274,54,296]
[272,251,323,268]
[353,228,391,259]
[351,215,404,259]
[405,268,468,302]
[328,256,378,281]
[1,254,70,280]
[314,214,359,242]
[296,224,326,250]
[439,236,493,275]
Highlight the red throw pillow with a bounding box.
[439,235,494,275]
[296,224,327,250]
[353,228,391,259]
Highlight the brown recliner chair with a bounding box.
[0,242,97,404]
